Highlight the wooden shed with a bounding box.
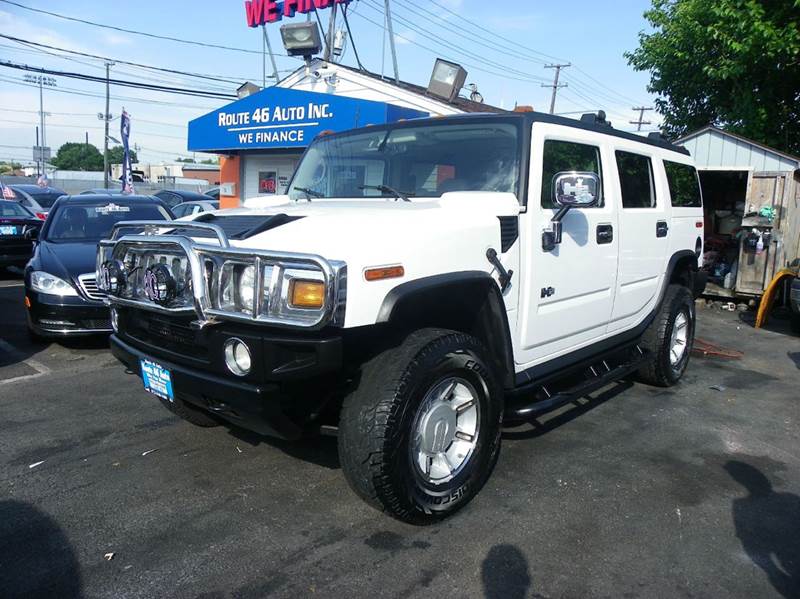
[676,126,800,298]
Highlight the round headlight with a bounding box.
[224,338,251,376]
[238,265,255,312]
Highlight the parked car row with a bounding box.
[1,185,221,339]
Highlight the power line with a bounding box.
[0,0,297,58]
[0,34,265,86]
[350,9,546,84]
[0,60,237,100]
[0,75,218,110]
[360,0,549,83]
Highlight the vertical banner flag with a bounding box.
[120,109,134,194]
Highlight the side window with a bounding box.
[615,151,655,208]
[172,205,188,218]
[541,140,603,209]
[664,161,702,207]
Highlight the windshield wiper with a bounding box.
[359,185,413,202]
[292,186,323,200]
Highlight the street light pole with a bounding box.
[38,76,45,175]
[103,62,113,189]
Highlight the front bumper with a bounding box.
[25,289,111,336]
[110,310,343,439]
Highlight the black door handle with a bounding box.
[656,221,669,238]
[596,224,613,244]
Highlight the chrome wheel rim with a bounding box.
[669,310,690,366]
[411,377,480,485]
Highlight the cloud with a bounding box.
[101,32,132,46]
[394,30,417,45]
[0,10,95,55]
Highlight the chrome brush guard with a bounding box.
[97,221,346,329]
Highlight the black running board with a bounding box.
[507,346,647,420]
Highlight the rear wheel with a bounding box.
[638,284,695,386]
[338,328,503,524]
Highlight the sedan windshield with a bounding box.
[288,122,520,201]
[45,203,171,242]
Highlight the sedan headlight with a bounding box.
[30,271,78,296]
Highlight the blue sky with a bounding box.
[0,0,660,165]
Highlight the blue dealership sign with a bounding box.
[188,87,428,153]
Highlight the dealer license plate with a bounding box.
[0,226,17,235]
[140,359,174,402]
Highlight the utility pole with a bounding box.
[630,106,653,131]
[384,0,399,83]
[542,63,570,114]
[324,2,338,62]
[35,126,40,177]
[103,62,113,189]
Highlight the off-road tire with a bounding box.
[338,328,503,524]
[638,284,695,387]
[158,396,220,427]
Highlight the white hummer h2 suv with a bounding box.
[98,111,706,524]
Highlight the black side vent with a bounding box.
[191,213,303,240]
[498,216,519,252]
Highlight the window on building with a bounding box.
[616,151,656,208]
[541,140,603,208]
[664,160,702,207]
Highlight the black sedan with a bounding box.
[0,201,43,269]
[24,195,172,338]
[8,184,67,219]
[153,189,211,209]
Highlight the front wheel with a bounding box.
[638,284,695,386]
[338,328,503,524]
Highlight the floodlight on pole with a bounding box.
[280,21,322,74]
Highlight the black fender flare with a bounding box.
[377,271,516,389]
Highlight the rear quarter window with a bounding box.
[664,161,702,207]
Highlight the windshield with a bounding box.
[45,203,171,242]
[288,122,520,201]
[29,192,65,208]
[0,202,34,218]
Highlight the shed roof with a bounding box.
[675,126,800,171]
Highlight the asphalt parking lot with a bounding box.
[2,267,799,599]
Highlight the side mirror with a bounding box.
[543,171,600,251]
[553,171,600,207]
[24,227,39,241]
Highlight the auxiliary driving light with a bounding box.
[224,338,252,376]
[289,280,325,309]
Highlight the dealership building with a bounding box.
[187,56,496,208]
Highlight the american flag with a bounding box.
[0,177,16,199]
[120,109,134,194]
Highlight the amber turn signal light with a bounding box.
[24,296,31,309]
[289,280,325,309]
[364,265,405,281]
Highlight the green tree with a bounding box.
[0,161,22,175]
[627,0,800,155]
[107,145,138,164]
[51,142,104,171]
